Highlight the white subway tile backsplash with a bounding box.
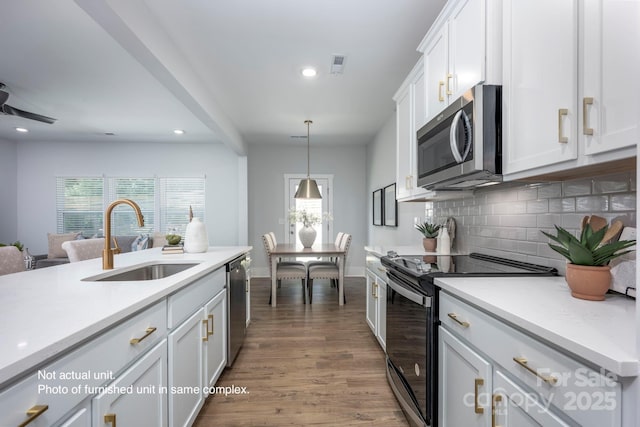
[433,172,635,274]
[575,195,609,212]
[562,179,593,197]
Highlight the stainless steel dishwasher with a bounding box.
[226,254,247,366]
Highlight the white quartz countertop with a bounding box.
[435,276,638,377]
[0,246,251,387]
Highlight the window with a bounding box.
[56,176,205,236]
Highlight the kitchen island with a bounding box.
[0,245,250,426]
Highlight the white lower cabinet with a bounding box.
[167,268,227,427]
[92,340,168,427]
[365,252,387,350]
[439,327,491,427]
[59,402,92,427]
[439,291,622,427]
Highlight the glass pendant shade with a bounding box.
[295,119,322,199]
[294,178,322,199]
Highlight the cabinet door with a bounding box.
[375,279,387,350]
[246,274,251,327]
[395,85,413,200]
[448,0,485,99]
[168,308,206,427]
[59,402,91,427]
[93,340,167,427]
[365,271,378,334]
[503,0,579,174]
[493,370,570,427]
[582,0,639,155]
[424,23,449,121]
[439,327,491,427]
[204,290,227,388]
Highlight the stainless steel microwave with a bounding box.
[416,85,502,190]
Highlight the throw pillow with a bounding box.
[47,232,81,259]
[131,234,150,252]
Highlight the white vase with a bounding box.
[298,226,317,248]
[184,217,209,253]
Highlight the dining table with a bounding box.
[270,243,346,307]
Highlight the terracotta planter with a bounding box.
[565,263,611,301]
[422,238,437,252]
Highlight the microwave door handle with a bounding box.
[449,110,473,163]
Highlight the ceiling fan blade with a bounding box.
[1,104,56,124]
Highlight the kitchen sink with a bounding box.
[83,262,200,282]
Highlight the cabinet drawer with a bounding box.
[168,268,225,329]
[0,300,167,427]
[440,292,621,427]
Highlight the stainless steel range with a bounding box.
[381,253,557,427]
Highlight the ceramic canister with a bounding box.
[184,217,209,253]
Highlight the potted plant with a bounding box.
[415,222,441,252]
[541,224,635,300]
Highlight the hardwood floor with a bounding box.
[194,277,409,426]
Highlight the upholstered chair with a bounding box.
[0,246,26,276]
[62,238,105,262]
[307,233,351,304]
[262,233,308,304]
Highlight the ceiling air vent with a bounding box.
[330,54,346,74]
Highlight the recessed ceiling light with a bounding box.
[301,67,317,78]
[173,129,185,135]
[15,127,28,133]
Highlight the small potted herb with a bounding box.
[415,222,441,252]
[541,224,635,300]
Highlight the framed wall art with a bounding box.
[373,188,383,226]
[383,183,397,227]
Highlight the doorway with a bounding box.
[284,174,333,245]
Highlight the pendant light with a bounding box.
[294,119,322,199]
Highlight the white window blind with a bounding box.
[107,178,155,235]
[159,177,205,235]
[56,177,104,236]
[56,176,206,236]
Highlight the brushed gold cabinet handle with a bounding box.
[492,394,503,427]
[583,97,594,135]
[377,267,387,274]
[447,312,470,328]
[438,81,445,102]
[558,108,569,143]
[446,73,453,95]
[129,327,157,345]
[202,319,209,342]
[474,378,484,414]
[17,405,48,427]
[373,283,378,299]
[104,413,116,427]
[208,314,214,336]
[513,357,558,385]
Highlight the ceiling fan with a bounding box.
[0,83,56,124]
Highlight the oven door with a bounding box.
[386,272,433,426]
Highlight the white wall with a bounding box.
[366,114,426,247]
[15,140,245,254]
[248,143,367,277]
[0,139,18,244]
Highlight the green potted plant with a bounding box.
[541,224,635,300]
[415,222,441,252]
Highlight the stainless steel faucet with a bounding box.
[103,199,144,269]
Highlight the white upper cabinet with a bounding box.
[582,0,639,156]
[503,0,638,179]
[502,0,579,174]
[420,0,489,121]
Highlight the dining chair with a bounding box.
[262,233,308,304]
[62,238,105,262]
[306,232,345,287]
[0,246,26,276]
[307,233,351,304]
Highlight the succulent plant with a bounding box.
[541,224,635,266]
[415,222,441,238]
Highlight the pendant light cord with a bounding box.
[305,119,312,178]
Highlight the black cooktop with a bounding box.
[381,252,557,280]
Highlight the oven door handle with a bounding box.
[387,278,431,308]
